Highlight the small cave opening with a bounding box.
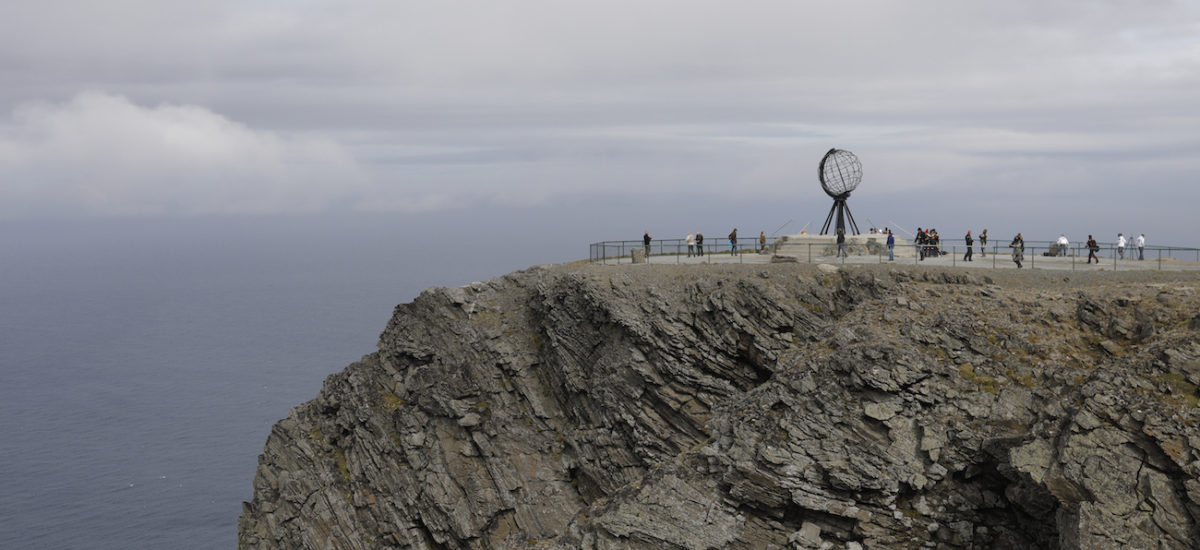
[735,332,775,388]
[939,459,1061,549]
[566,465,606,506]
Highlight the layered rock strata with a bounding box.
[239,264,1200,549]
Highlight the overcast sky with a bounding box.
[2,1,1198,242]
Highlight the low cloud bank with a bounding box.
[0,92,364,218]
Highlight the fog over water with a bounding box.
[0,209,586,549]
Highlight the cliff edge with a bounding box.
[239,263,1200,549]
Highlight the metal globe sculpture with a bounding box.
[818,148,862,235]
[819,149,862,197]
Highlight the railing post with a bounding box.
[1158,249,1162,270]
[952,246,956,267]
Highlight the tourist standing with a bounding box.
[729,228,738,256]
[963,230,974,262]
[886,230,895,261]
[836,227,848,258]
[685,233,695,257]
[979,229,988,257]
[1137,233,1145,260]
[1086,235,1099,264]
[696,232,704,257]
[1116,233,1126,259]
[759,231,766,252]
[643,231,651,258]
[1011,233,1025,268]
[1056,234,1069,257]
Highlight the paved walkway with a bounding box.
[598,248,1200,272]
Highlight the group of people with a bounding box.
[644,227,1150,266]
[1117,233,1148,260]
[1010,232,1147,268]
[1054,233,1148,261]
[914,227,950,260]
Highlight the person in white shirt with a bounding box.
[1137,234,1146,260]
[686,233,696,257]
[1057,234,1069,257]
[1116,233,1126,259]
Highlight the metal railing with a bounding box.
[589,237,781,264]
[911,243,1200,271]
[588,237,1200,271]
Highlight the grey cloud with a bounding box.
[0,1,1197,227]
[0,92,365,218]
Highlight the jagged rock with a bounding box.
[239,264,1200,550]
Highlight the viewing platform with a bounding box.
[589,234,1200,273]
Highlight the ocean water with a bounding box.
[0,213,585,549]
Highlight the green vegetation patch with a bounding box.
[959,363,1000,393]
[380,392,406,412]
[1158,373,1199,408]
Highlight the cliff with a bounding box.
[239,263,1200,549]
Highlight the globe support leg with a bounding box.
[820,202,838,235]
[819,198,860,235]
[842,203,861,235]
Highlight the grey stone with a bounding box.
[239,264,1200,550]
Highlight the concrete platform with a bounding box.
[596,233,1200,273]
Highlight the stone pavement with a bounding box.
[601,246,1200,272]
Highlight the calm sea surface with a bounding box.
[0,214,581,549]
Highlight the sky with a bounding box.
[2,0,1199,244]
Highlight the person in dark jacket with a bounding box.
[836,227,847,258]
[696,232,704,256]
[643,231,651,257]
[886,230,895,261]
[728,228,738,256]
[1086,235,1099,264]
[964,230,974,262]
[1011,233,1024,268]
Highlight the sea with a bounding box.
[0,211,588,549]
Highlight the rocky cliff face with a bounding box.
[239,263,1200,549]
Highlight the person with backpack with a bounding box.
[1086,235,1099,264]
[963,230,974,262]
[1011,233,1025,268]
[728,228,738,256]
